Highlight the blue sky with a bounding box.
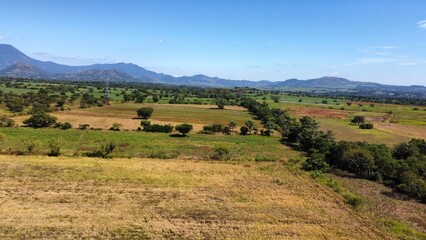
[1,0,426,85]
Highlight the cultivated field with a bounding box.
[0,155,393,239]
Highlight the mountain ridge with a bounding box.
[0,44,425,92]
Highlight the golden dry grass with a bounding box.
[0,155,392,239]
[12,103,260,132]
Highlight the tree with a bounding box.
[48,138,63,156]
[109,123,122,131]
[215,98,227,109]
[0,115,15,127]
[175,123,193,136]
[23,113,57,128]
[271,95,280,103]
[244,120,255,134]
[22,137,40,153]
[341,147,376,179]
[351,115,365,126]
[137,107,154,119]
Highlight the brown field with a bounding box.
[12,103,260,132]
[0,155,393,239]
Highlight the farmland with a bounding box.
[0,155,393,239]
[0,78,425,239]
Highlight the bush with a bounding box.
[351,115,365,125]
[23,113,57,128]
[22,137,40,153]
[303,152,329,171]
[0,115,15,127]
[210,146,230,160]
[141,121,173,133]
[79,124,90,130]
[136,107,154,119]
[85,142,116,158]
[54,122,73,130]
[109,123,122,131]
[202,123,224,133]
[359,123,374,129]
[175,123,193,136]
[48,138,63,157]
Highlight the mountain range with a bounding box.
[0,44,425,93]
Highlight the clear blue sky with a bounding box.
[1,0,426,85]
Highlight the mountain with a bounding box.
[0,44,425,94]
[0,62,137,82]
[0,44,163,81]
[0,62,50,79]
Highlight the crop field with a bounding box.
[0,155,393,239]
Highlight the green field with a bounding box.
[0,127,299,160]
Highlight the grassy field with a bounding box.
[0,127,299,161]
[0,155,393,239]
[332,174,426,239]
[12,103,261,132]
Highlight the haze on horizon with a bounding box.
[1,0,426,86]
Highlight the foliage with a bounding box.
[23,113,57,128]
[351,115,365,125]
[141,121,173,133]
[109,123,123,131]
[85,142,116,158]
[0,115,15,127]
[22,137,40,153]
[175,123,193,136]
[54,122,73,130]
[48,138,63,156]
[359,122,374,129]
[137,107,154,119]
[210,146,230,160]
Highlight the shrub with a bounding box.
[22,137,40,153]
[0,115,15,127]
[54,122,73,130]
[175,123,193,136]
[210,146,230,160]
[48,138,63,156]
[109,123,122,131]
[85,142,116,158]
[351,115,365,125]
[359,123,374,129]
[136,107,154,119]
[240,126,249,135]
[303,152,329,171]
[141,121,174,133]
[79,124,90,130]
[23,113,57,128]
[202,123,224,133]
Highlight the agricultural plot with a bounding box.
[12,103,260,132]
[0,155,392,239]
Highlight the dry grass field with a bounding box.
[0,155,393,239]
[12,103,261,132]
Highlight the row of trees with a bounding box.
[239,97,426,202]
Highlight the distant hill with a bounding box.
[0,44,425,94]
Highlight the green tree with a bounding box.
[351,115,365,125]
[23,113,57,128]
[137,107,154,119]
[175,123,193,136]
[0,115,15,127]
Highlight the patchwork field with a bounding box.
[12,103,260,132]
[0,155,393,239]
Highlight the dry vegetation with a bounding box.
[0,155,393,239]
